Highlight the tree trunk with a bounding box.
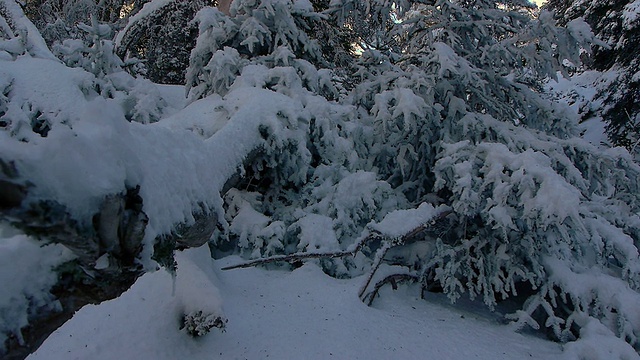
[218,0,232,15]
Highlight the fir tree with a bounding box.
[2,0,640,355]
[115,0,210,84]
[546,0,640,151]
[186,0,640,348]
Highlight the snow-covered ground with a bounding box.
[29,246,572,360]
[3,3,640,358]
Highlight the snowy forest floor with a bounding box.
[28,247,577,360]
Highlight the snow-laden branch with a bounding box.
[0,0,57,60]
[223,203,453,305]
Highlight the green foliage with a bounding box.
[186,0,327,99]
[181,310,227,337]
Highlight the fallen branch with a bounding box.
[358,208,452,299]
[363,273,420,306]
[222,209,453,273]
[358,241,393,299]
[221,233,379,270]
[399,209,453,243]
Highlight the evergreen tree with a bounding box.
[115,0,211,84]
[186,0,640,348]
[545,0,640,151]
[186,0,327,99]
[2,0,640,354]
[21,0,135,45]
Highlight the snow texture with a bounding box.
[292,213,340,252]
[624,0,640,30]
[0,223,74,345]
[369,202,449,239]
[29,256,573,360]
[0,53,312,261]
[3,1,640,356]
[0,0,58,60]
[563,318,640,360]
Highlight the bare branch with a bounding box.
[222,208,453,272]
[358,242,392,298]
[363,273,419,306]
[220,233,378,271]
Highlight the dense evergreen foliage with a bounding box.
[1,0,639,356]
[546,0,640,151]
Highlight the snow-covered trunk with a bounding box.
[217,0,232,15]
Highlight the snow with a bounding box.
[292,213,340,252]
[29,250,572,360]
[0,0,58,60]
[0,54,311,259]
[624,0,640,30]
[563,318,640,360]
[544,257,640,342]
[369,202,449,238]
[157,95,227,138]
[154,84,189,117]
[546,70,615,147]
[566,18,600,46]
[3,2,640,357]
[226,189,272,251]
[114,0,176,48]
[0,223,75,345]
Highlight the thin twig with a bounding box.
[221,208,452,272]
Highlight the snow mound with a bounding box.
[29,256,570,360]
[369,203,450,239]
[28,246,225,360]
[0,223,74,345]
[563,318,640,360]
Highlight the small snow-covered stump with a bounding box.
[174,248,227,338]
